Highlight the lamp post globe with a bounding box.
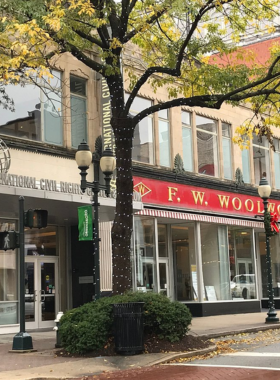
[100,147,116,175]
[258,177,272,199]
[75,140,92,169]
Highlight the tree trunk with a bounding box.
[111,116,134,294]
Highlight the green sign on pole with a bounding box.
[78,206,93,241]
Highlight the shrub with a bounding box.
[59,292,192,354]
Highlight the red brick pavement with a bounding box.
[78,365,280,380]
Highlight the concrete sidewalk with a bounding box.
[0,310,279,380]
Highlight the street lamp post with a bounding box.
[258,177,279,323]
[75,140,116,300]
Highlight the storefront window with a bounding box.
[0,221,18,325]
[24,226,57,256]
[201,224,231,301]
[258,233,280,298]
[196,115,219,177]
[228,227,256,300]
[172,223,196,301]
[134,217,157,292]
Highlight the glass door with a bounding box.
[25,257,58,329]
[158,260,169,297]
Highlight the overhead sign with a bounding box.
[78,205,93,241]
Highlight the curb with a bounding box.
[146,344,217,366]
[192,323,280,339]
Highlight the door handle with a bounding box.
[34,290,37,302]
[40,289,46,301]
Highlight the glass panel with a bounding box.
[43,91,63,145]
[133,117,154,164]
[159,262,167,295]
[71,95,87,148]
[0,221,18,325]
[158,120,170,167]
[196,115,217,133]
[0,73,62,145]
[134,217,156,292]
[158,109,168,119]
[182,127,193,171]
[127,95,152,113]
[25,262,35,322]
[228,227,256,300]
[253,135,269,147]
[274,152,280,189]
[222,137,232,179]
[41,262,55,321]
[172,223,196,301]
[25,226,57,256]
[253,145,270,184]
[259,233,280,298]
[0,84,41,140]
[158,224,168,257]
[181,111,191,125]
[242,148,250,183]
[222,123,231,137]
[197,131,219,176]
[70,76,86,96]
[201,224,231,301]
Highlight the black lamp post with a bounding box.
[75,140,116,300]
[258,177,279,323]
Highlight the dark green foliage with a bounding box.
[59,292,192,354]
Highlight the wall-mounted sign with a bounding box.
[133,176,280,218]
[0,172,141,201]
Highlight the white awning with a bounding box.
[137,208,263,228]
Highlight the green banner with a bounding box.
[78,206,93,241]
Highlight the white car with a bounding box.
[231,274,256,299]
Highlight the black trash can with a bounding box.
[113,302,144,355]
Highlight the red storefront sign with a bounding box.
[133,176,280,218]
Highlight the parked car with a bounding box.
[231,274,256,299]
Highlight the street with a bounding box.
[88,329,280,379]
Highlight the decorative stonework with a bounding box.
[0,139,11,174]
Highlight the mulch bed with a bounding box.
[57,333,210,358]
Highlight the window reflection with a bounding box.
[134,218,156,292]
[253,135,270,184]
[0,220,18,325]
[196,116,219,177]
[0,71,63,145]
[172,223,196,301]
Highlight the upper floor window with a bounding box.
[125,94,154,164]
[222,123,232,180]
[158,109,170,167]
[181,111,193,172]
[253,135,270,185]
[70,75,87,148]
[196,115,219,177]
[0,70,63,145]
[242,139,251,184]
[274,138,280,189]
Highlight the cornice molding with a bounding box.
[1,136,75,159]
